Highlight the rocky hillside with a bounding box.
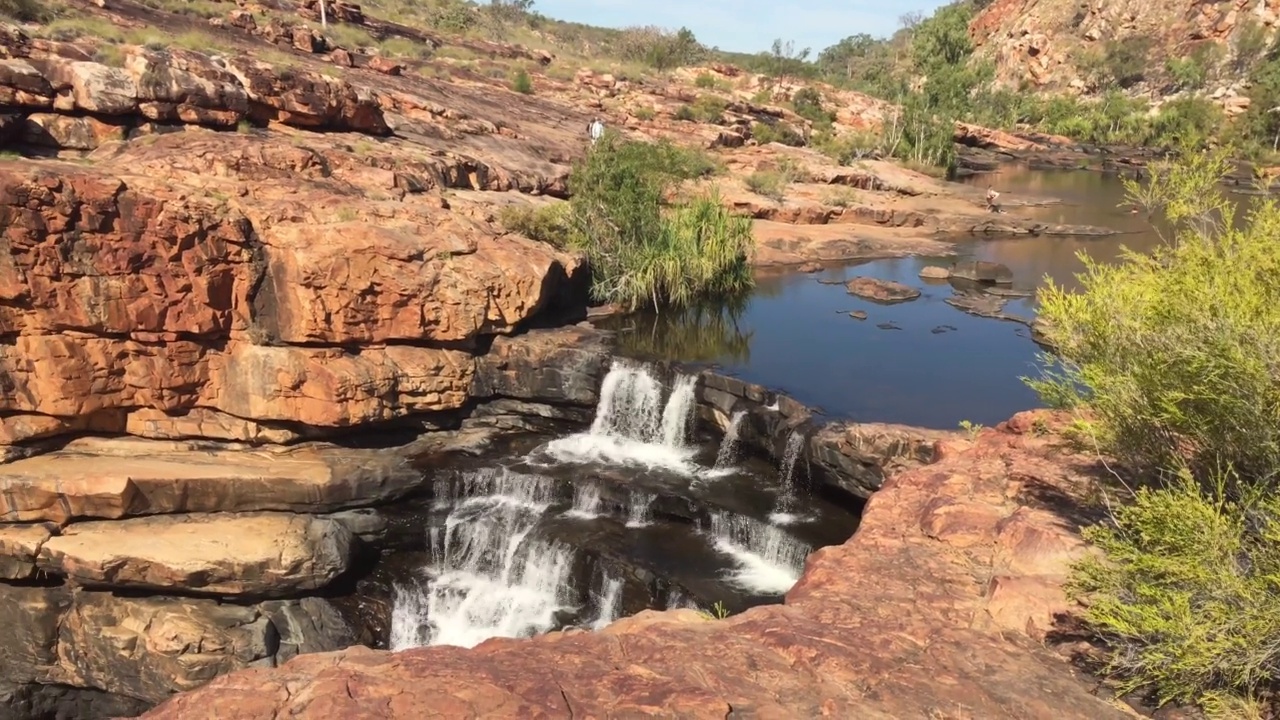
[972,0,1278,104]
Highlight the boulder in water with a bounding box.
[918,266,950,280]
[845,277,920,304]
[949,260,1013,284]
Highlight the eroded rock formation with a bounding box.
[141,412,1124,719]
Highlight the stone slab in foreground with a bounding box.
[142,411,1126,720]
[0,437,422,523]
[37,512,355,596]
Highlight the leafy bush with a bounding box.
[745,170,786,200]
[0,0,49,21]
[617,25,704,71]
[689,94,728,123]
[558,134,751,309]
[751,121,804,146]
[1069,469,1280,718]
[694,72,729,91]
[1030,146,1280,480]
[498,203,570,247]
[511,68,534,94]
[674,104,695,121]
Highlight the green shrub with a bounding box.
[561,133,751,309]
[0,0,49,21]
[745,170,786,200]
[694,72,729,90]
[690,94,728,123]
[1029,146,1280,480]
[790,86,834,129]
[674,104,695,121]
[511,68,534,94]
[617,25,704,71]
[1068,469,1280,718]
[633,106,656,121]
[498,203,570,247]
[751,121,804,146]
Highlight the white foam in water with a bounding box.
[390,467,578,651]
[707,512,810,595]
[589,572,625,630]
[538,361,703,475]
[713,410,747,469]
[625,490,655,528]
[564,484,603,520]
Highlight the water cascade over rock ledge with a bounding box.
[0,324,952,718]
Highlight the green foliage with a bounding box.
[745,171,786,201]
[499,203,571,247]
[558,134,751,309]
[511,68,534,94]
[751,121,804,147]
[694,72,729,91]
[790,87,834,130]
[673,104,695,122]
[1234,17,1269,74]
[1082,38,1154,89]
[689,94,728,123]
[1165,43,1221,92]
[1029,146,1280,480]
[0,0,49,21]
[617,25,704,71]
[1068,469,1280,716]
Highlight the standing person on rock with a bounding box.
[985,185,1002,213]
[588,117,604,147]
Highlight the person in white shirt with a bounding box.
[985,186,1001,213]
[588,117,604,145]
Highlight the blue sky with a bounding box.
[534,0,952,55]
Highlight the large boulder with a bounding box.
[0,585,353,704]
[0,437,422,523]
[844,276,921,304]
[37,513,355,596]
[949,260,1013,284]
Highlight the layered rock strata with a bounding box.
[141,411,1125,719]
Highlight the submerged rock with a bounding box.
[950,260,1013,284]
[848,310,868,320]
[918,265,951,280]
[845,277,921,304]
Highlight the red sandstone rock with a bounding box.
[142,415,1126,720]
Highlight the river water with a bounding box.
[602,166,1170,430]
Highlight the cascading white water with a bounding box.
[564,484,603,520]
[769,431,807,524]
[713,411,747,469]
[589,572,624,630]
[539,361,702,474]
[707,511,810,595]
[660,374,698,448]
[625,490,655,528]
[390,467,578,650]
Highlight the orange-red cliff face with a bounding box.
[972,0,1280,101]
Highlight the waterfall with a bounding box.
[390,467,578,651]
[660,374,698,449]
[540,361,702,474]
[713,411,747,469]
[589,572,624,630]
[769,432,807,524]
[625,490,655,528]
[564,484,603,520]
[706,511,810,596]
